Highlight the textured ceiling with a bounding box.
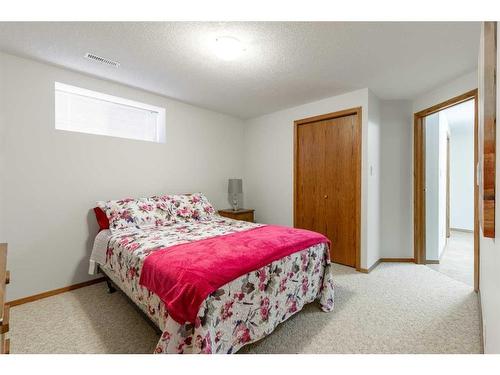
[0,22,480,119]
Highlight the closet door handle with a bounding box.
[324,195,328,199]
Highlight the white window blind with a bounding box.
[55,82,166,143]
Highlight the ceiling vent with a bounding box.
[84,52,120,68]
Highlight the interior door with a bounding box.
[295,121,327,236]
[295,110,361,268]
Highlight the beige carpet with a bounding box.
[427,230,474,287]
[10,262,481,354]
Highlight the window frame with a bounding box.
[54,82,166,143]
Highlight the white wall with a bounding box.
[244,88,381,270]
[0,52,246,301]
[425,112,449,261]
[379,100,413,259]
[449,125,475,230]
[367,91,382,267]
[478,22,500,354]
[425,114,439,260]
[437,113,449,258]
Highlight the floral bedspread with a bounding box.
[100,216,334,354]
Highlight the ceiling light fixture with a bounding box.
[213,36,245,61]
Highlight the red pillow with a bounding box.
[94,207,110,231]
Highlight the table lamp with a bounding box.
[228,178,243,211]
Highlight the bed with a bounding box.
[89,193,334,354]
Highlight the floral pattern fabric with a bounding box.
[160,193,216,221]
[100,216,334,354]
[97,197,173,232]
[98,193,217,233]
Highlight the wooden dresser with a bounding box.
[218,209,255,223]
[0,243,10,354]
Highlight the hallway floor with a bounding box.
[427,230,474,287]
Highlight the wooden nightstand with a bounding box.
[218,209,255,223]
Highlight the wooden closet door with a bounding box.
[322,114,360,267]
[295,121,328,235]
[295,111,361,268]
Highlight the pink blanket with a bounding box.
[139,225,330,324]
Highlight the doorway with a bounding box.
[414,90,479,291]
[294,107,362,269]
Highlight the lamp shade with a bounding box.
[228,178,243,194]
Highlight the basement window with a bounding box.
[55,82,166,143]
